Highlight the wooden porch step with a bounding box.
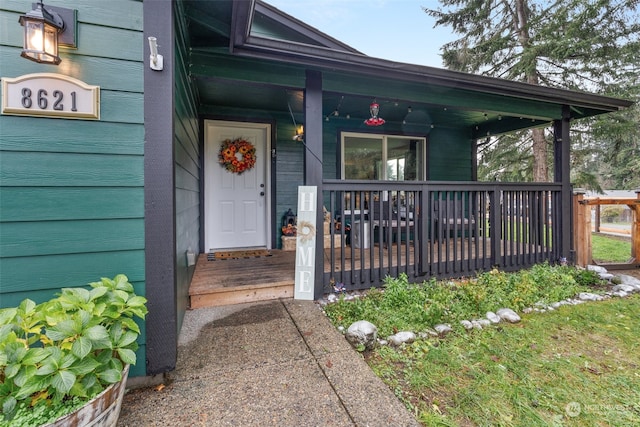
[188,251,296,308]
[189,280,294,309]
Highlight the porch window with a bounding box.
[341,133,425,180]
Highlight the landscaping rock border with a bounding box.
[322,266,640,351]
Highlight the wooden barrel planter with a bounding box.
[43,365,130,427]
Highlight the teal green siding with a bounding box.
[0,0,146,376]
[275,120,305,229]
[174,1,200,334]
[428,128,474,180]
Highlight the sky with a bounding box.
[265,0,456,69]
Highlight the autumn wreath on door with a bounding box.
[218,138,256,174]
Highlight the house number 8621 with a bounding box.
[21,88,78,112]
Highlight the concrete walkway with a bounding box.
[117,299,419,426]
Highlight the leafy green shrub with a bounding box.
[600,205,625,222]
[0,274,147,425]
[569,268,606,287]
[325,264,593,336]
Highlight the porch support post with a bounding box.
[144,0,177,374]
[489,185,502,268]
[304,70,324,299]
[471,138,478,181]
[553,105,572,263]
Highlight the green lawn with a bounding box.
[370,296,640,426]
[326,267,640,426]
[591,233,632,263]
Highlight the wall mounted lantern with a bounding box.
[19,1,76,65]
[292,124,304,142]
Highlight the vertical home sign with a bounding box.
[294,186,317,300]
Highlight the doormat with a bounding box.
[208,249,272,261]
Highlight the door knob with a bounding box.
[260,192,265,196]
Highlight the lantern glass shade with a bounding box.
[19,3,63,65]
[22,21,60,64]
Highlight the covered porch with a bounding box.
[168,0,632,305]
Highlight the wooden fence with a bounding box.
[573,190,640,269]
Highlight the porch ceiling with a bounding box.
[197,78,496,127]
[194,72,550,137]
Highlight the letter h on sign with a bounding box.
[299,190,315,212]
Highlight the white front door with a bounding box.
[204,121,270,251]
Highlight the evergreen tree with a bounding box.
[425,0,639,188]
[593,83,640,189]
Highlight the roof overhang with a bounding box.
[229,1,632,120]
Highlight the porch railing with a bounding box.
[322,180,562,292]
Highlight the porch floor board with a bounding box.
[325,240,493,271]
